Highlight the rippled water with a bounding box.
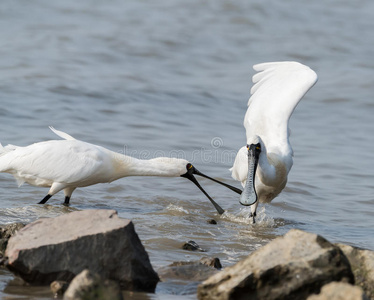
[1,0,374,299]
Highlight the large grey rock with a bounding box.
[4,210,159,292]
[337,243,374,300]
[307,282,369,300]
[63,269,123,300]
[198,229,354,300]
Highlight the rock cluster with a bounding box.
[198,229,373,300]
[2,211,374,300]
[4,210,159,293]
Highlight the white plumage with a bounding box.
[231,61,318,222]
[0,127,237,212]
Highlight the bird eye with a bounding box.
[186,163,193,170]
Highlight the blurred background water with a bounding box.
[0,0,373,299]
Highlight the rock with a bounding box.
[336,243,374,299]
[4,210,159,292]
[208,219,217,225]
[159,257,222,282]
[0,223,25,257]
[182,240,207,252]
[199,257,222,269]
[198,229,354,300]
[169,257,222,269]
[159,263,219,282]
[50,280,69,296]
[63,269,123,300]
[307,282,369,300]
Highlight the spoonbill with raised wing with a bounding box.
[231,61,318,223]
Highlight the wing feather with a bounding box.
[244,61,317,154]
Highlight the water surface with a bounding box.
[1,0,374,298]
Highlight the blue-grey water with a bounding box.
[1,0,374,299]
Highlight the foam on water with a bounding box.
[220,206,275,228]
[0,205,76,224]
[165,203,190,215]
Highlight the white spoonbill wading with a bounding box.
[0,127,241,213]
[231,61,318,223]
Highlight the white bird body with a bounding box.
[1,140,187,184]
[231,61,318,220]
[0,127,235,212]
[0,127,196,204]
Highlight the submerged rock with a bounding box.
[198,229,354,300]
[159,257,222,282]
[168,257,222,270]
[199,257,222,269]
[336,243,374,299]
[4,209,159,292]
[182,240,207,252]
[63,269,123,300]
[307,282,369,300]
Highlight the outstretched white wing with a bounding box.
[244,61,317,154]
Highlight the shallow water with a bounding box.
[1,0,374,298]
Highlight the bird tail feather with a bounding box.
[49,126,76,140]
[0,143,18,156]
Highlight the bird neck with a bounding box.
[112,154,186,179]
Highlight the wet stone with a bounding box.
[50,280,69,297]
[208,219,217,225]
[199,257,222,269]
[158,257,222,282]
[182,241,207,252]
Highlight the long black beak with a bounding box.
[181,164,241,215]
[239,143,261,206]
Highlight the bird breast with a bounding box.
[255,152,290,203]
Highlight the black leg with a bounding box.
[38,194,52,204]
[63,196,70,206]
[250,212,257,224]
